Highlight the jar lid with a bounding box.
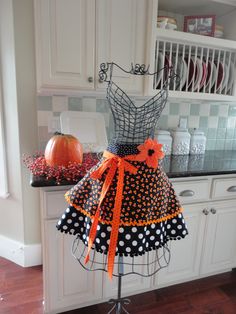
[192,129,205,136]
[156,130,170,135]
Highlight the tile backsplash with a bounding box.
[37,95,236,151]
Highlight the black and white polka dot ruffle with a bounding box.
[57,206,188,256]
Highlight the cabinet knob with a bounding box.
[227,186,236,192]
[202,208,209,215]
[179,190,195,197]
[88,76,93,83]
[210,208,217,214]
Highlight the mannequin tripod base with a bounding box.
[107,297,131,314]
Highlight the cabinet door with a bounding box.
[201,201,236,275]
[96,0,147,94]
[34,0,95,91]
[154,204,206,287]
[43,220,102,314]
[103,255,152,299]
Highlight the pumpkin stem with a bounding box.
[54,131,64,136]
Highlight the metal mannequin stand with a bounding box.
[107,257,131,314]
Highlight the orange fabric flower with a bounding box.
[135,138,165,169]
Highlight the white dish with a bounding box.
[166,23,177,30]
[205,61,217,92]
[171,56,187,90]
[219,62,229,92]
[227,61,235,93]
[155,52,165,89]
[60,111,108,152]
[193,58,203,91]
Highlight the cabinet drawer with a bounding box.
[212,178,236,199]
[42,189,69,219]
[172,180,209,204]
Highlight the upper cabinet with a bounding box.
[34,0,96,91]
[96,0,147,94]
[145,0,236,102]
[34,0,148,94]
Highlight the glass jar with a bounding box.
[155,130,172,155]
[190,129,206,155]
[171,127,191,155]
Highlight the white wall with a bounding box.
[0,0,41,266]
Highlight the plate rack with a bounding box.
[153,29,236,101]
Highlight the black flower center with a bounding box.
[148,149,155,156]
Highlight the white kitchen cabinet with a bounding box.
[103,255,152,299]
[200,200,236,275]
[34,0,96,91]
[155,203,206,286]
[40,174,236,313]
[34,0,149,94]
[96,0,148,94]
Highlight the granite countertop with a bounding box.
[30,150,236,187]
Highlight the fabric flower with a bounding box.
[135,138,165,169]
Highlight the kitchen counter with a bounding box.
[31,150,236,187]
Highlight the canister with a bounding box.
[155,130,172,155]
[190,129,206,155]
[171,127,191,155]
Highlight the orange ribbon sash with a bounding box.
[84,151,138,279]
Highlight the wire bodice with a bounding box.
[107,81,168,144]
[100,62,171,144]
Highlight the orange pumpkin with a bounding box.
[45,132,83,167]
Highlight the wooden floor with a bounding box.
[1,257,236,314]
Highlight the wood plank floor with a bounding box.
[1,257,236,314]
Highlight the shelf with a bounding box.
[151,28,236,102]
[156,28,236,51]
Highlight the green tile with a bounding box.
[190,103,200,116]
[228,105,236,117]
[169,103,180,115]
[216,128,226,139]
[232,140,236,150]
[157,115,168,128]
[210,104,219,116]
[218,117,227,128]
[37,96,52,110]
[224,140,233,150]
[207,128,217,139]
[226,128,234,139]
[215,140,225,150]
[199,117,208,128]
[206,139,216,150]
[96,99,109,113]
[68,97,82,111]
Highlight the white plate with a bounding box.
[205,61,217,92]
[171,56,187,90]
[193,58,203,91]
[219,62,229,92]
[227,61,235,93]
[60,111,108,152]
[155,52,165,89]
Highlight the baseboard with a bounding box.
[0,235,42,267]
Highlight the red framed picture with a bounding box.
[184,15,216,37]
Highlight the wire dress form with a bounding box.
[71,62,179,278]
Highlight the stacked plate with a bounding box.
[155,52,235,94]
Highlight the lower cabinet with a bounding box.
[155,204,206,286]
[155,200,236,288]
[43,220,103,314]
[41,177,236,313]
[201,201,236,275]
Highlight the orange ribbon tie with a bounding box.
[84,151,137,279]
